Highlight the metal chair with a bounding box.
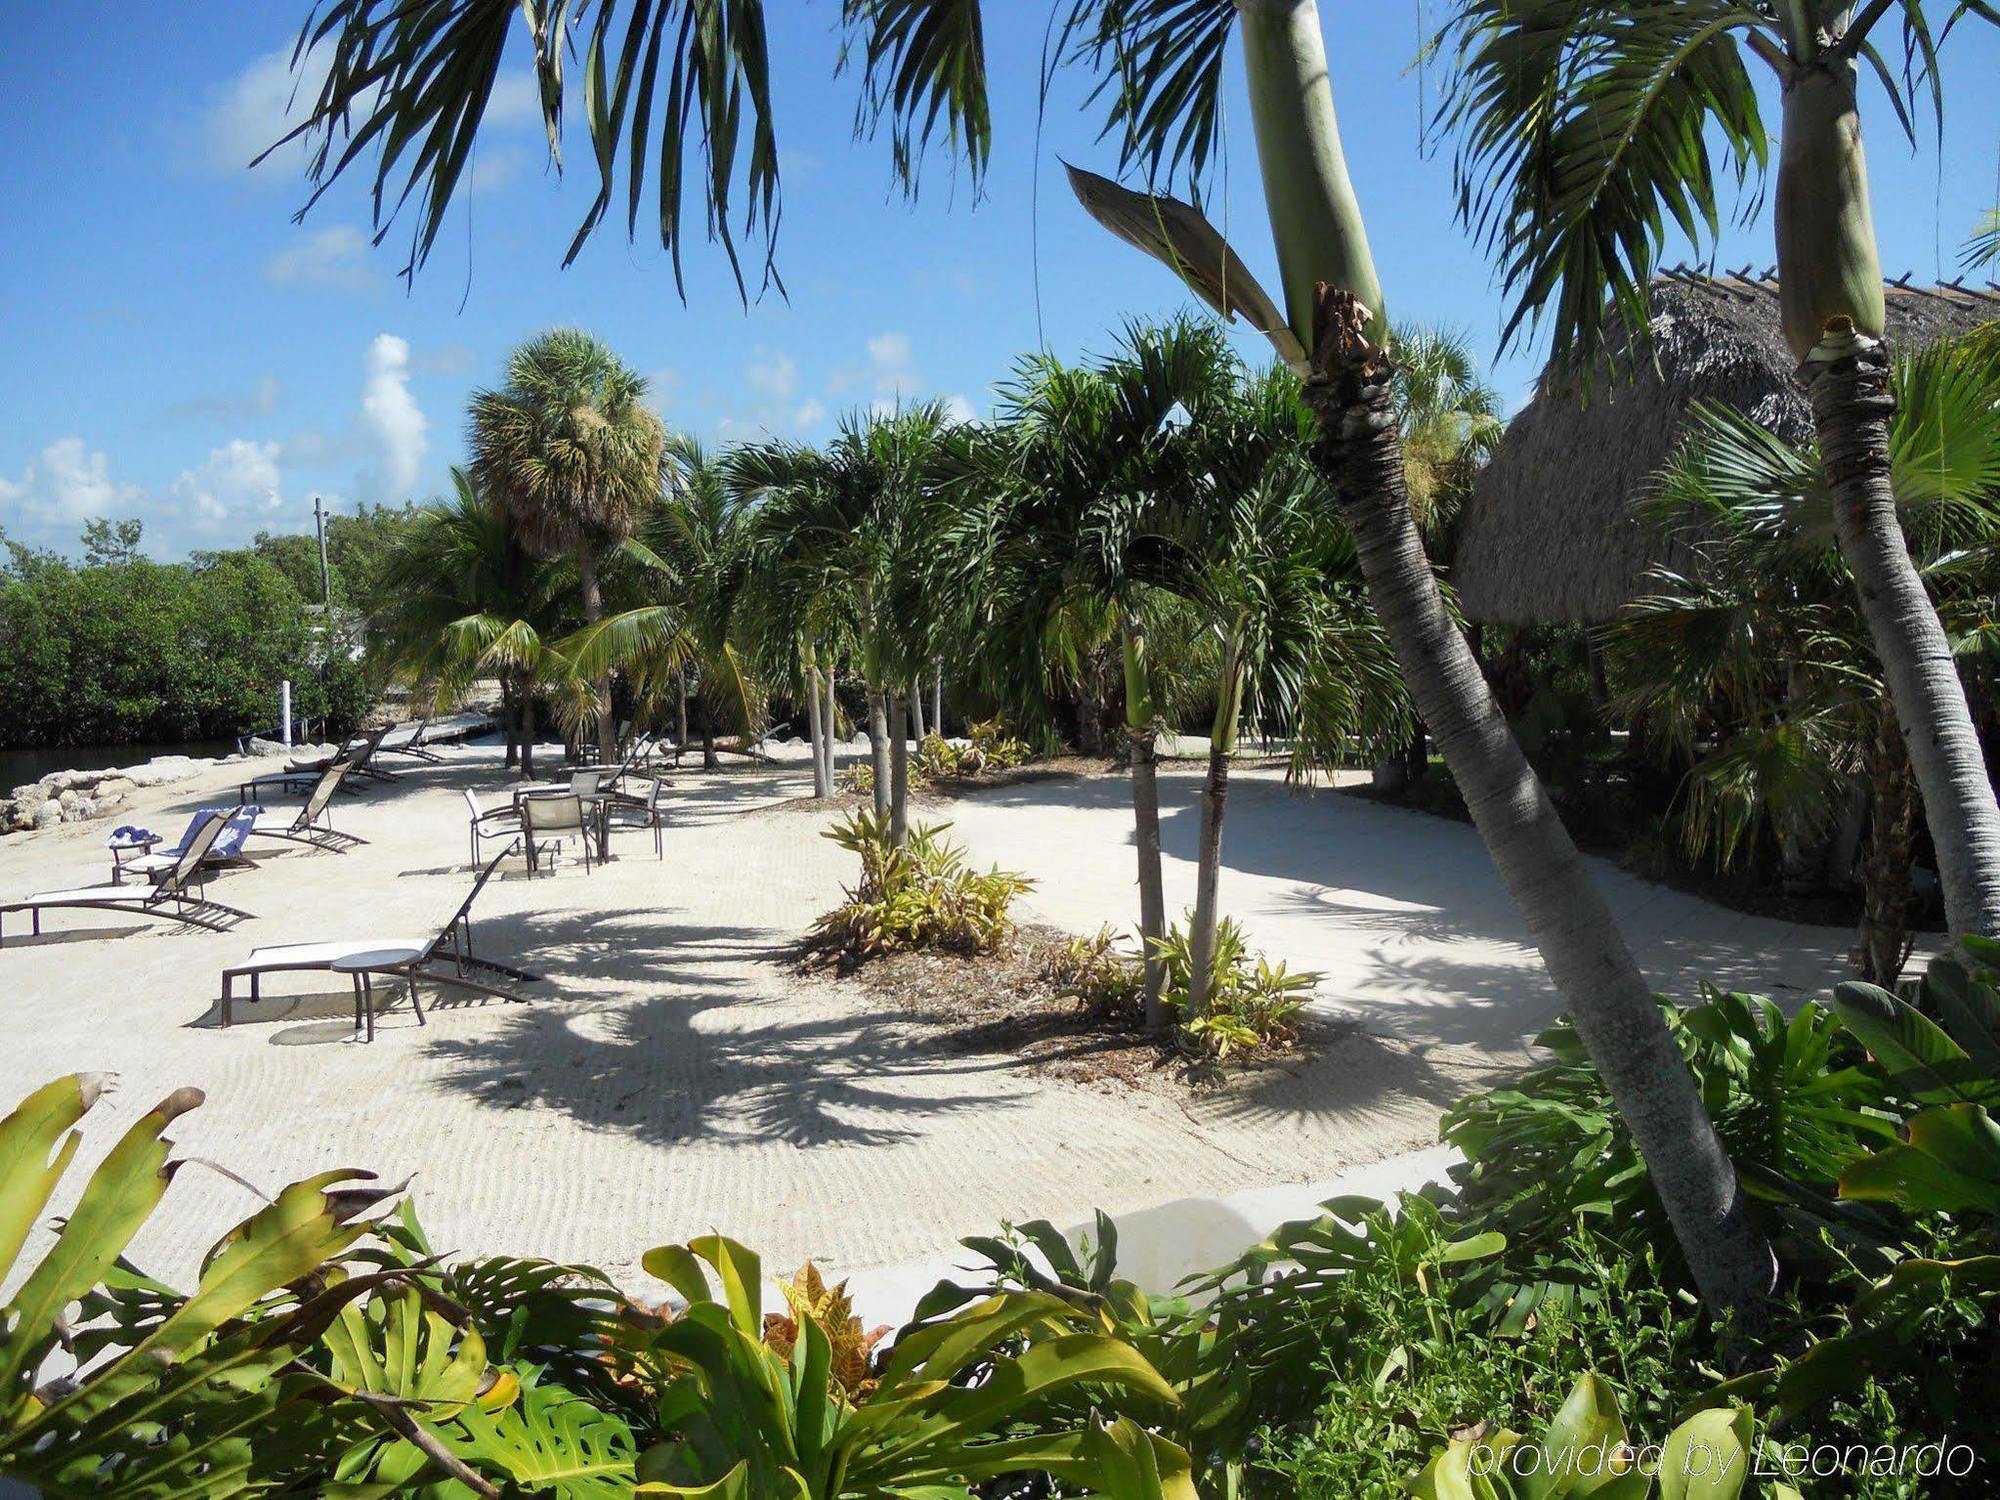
[607,776,667,860]
[519,793,592,875]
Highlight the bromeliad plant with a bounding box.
[812,810,1032,960]
[1155,917,1319,1060]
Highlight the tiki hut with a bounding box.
[1454,271,2000,627]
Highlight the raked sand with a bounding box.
[0,740,1867,1303]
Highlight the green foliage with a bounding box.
[1043,926,1146,1017]
[0,537,368,748]
[813,810,1032,959]
[1153,917,1317,1058]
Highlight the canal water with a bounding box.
[0,739,238,790]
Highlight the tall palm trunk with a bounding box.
[675,668,689,767]
[1124,618,1169,1027]
[806,663,830,798]
[519,689,537,781]
[1858,693,1916,986]
[1780,61,2000,940]
[575,541,616,763]
[501,680,519,769]
[909,678,927,740]
[823,665,839,789]
[1186,631,1245,1018]
[867,689,891,819]
[1238,0,1772,1314]
[889,694,911,847]
[931,660,944,736]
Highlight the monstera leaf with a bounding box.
[448,1379,640,1499]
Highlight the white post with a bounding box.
[280,680,293,748]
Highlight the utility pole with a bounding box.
[313,496,331,606]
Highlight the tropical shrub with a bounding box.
[1154,918,1318,1058]
[0,1073,1196,1499]
[1043,925,1146,1017]
[813,810,1032,959]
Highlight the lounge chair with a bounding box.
[375,718,445,765]
[219,849,539,1028]
[463,787,523,867]
[245,762,366,854]
[1,813,253,945]
[237,726,393,803]
[114,805,259,884]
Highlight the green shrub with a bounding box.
[813,810,1033,958]
[1155,918,1318,1058]
[1043,925,1146,1017]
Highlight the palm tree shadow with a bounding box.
[421,907,1029,1150]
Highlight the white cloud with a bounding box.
[486,71,542,127]
[171,439,284,525]
[357,333,428,501]
[200,46,330,180]
[866,332,913,371]
[943,393,976,425]
[0,438,146,525]
[265,225,375,293]
[793,397,827,429]
[746,347,799,401]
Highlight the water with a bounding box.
[0,739,239,791]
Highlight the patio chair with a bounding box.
[464,787,524,868]
[114,805,259,884]
[606,776,667,860]
[219,848,540,1028]
[244,761,366,854]
[519,792,592,875]
[1,812,253,946]
[237,726,392,803]
[374,717,445,764]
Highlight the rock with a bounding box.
[93,777,135,803]
[244,738,292,759]
[32,801,61,829]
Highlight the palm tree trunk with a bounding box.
[1187,637,1245,1019]
[1124,620,1169,1027]
[1302,292,1773,1314]
[676,667,689,766]
[867,688,891,819]
[889,694,910,847]
[501,680,519,769]
[1234,0,1771,1316]
[576,541,616,763]
[806,665,830,799]
[909,677,927,740]
[1807,350,2000,938]
[824,666,839,789]
[701,700,717,770]
[1776,62,2000,939]
[931,660,944,736]
[520,690,537,782]
[1858,692,1916,986]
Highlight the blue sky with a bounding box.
[1,4,1996,561]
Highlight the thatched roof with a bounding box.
[1453,271,2000,627]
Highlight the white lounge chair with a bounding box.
[115,805,259,883]
[1,813,253,945]
[218,849,538,1028]
[245,762,367,854]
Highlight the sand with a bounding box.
[0,741,1865,1303]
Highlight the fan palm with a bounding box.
[278,0,1771,1310]
[367,468,580,780]
[1440,0,2000,951]
[469,329,666,762]
[1611,330,2000,985]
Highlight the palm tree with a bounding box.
[469,330,666,763]
[1441,0,2000,949]
[731,405,957,844]
[367,468,578,780]
[1610,332,2000,985]
[969,318,1239,1025]
[568,434,763,771]
[278,0,1772,1311]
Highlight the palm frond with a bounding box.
[838,0,990,197]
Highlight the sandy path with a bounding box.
[1,744,1499,1301]
[937,760,1871,1051]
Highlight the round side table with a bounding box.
[331,947,428,1042]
